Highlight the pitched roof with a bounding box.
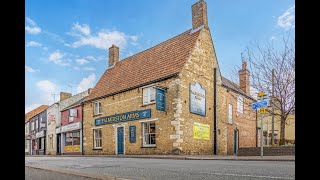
[86,29,201,102]
[25,105,49,123]
[221,76,255,101]
[61,96,87,111]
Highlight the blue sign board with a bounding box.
[156,88,166,111]
[252,100,270,110]
[129,126,136,143]
[190,82,206,116]
[95,109,151,126]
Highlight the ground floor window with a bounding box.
[94,129,102,149]
[65,130,81,146]
[142,122,156,147]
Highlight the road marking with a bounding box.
[25,165,131,180]
[200,171,294,179]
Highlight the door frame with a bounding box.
[114,124,125,155]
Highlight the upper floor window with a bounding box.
[143,87,155,105]
[237,95,244,113]
[25,123,28,134]
[31,122,34,131]
[94,101,102,115]
[228,104,233,124]
[36,120,38,130]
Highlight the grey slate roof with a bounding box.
[221,76,255,101]
[60,96,87,111]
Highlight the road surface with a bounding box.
[25,156,295,180]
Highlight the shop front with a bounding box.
[61,122,82,155]
[36,130,46,155]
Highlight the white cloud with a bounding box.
[25,104,42,113]
[76,58,89,65]
[277,5,295,30]
[77,74,96,93]
[68,23,139,50]
[49,51,69,66]
[43,31,65,43]
[74,67,80,71]
[84,67,95,71]
[270,36,277,41]
[72,22,91,36]
[25,66,38,73]
[25,26,41,34]
[43,47,48,51]
[26,41,42,47]
[26,17,36,26]
[36,80,57,104]
[85,56,96,61]
[25,17,41,34]
[127,51,134,57]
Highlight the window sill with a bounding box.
[141,102,156,107]
[92,113,103,117]
[93,148,102,150]
[141,146,156,148]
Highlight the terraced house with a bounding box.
[83,0,257,155]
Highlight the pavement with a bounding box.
[25,156,295,180]
[26,154,295,161]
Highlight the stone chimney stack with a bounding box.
[192,0,209,30]
[108,44,119,67]
[239,61,250,95]
[60,92,72,101]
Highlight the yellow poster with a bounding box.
[64,145,80,152]
[193,122,210,140]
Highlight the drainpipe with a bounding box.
[213,68,218,155]
[81,102,84,155]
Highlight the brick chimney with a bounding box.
[108,44,119,67]
[60,92,72,101]
[239,61,250,95]
[192,0,208,30]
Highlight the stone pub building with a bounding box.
[83,0,257,155]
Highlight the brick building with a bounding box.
[60,97,88,155]
[82,0,257,155]
[46,90,91,155]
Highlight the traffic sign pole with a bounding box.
[261,113,263,157]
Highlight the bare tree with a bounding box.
[245,33,295,145]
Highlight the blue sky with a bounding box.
[25,0,295,113]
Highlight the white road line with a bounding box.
[201,172,294,179]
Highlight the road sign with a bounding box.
[252,99,270,110]
[258,92,265,97]
[259,108,266,114]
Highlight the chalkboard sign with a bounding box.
[129,126,136,143]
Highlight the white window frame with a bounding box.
[237,95,244,113]
[35,120,38,130]
[142,122,156,147]
[94,129,102,149]
[228,104,233,124]
[31,122,34,131]
[93,101,102,115]
[143,87,156,105]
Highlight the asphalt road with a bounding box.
[25,156,295,180]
